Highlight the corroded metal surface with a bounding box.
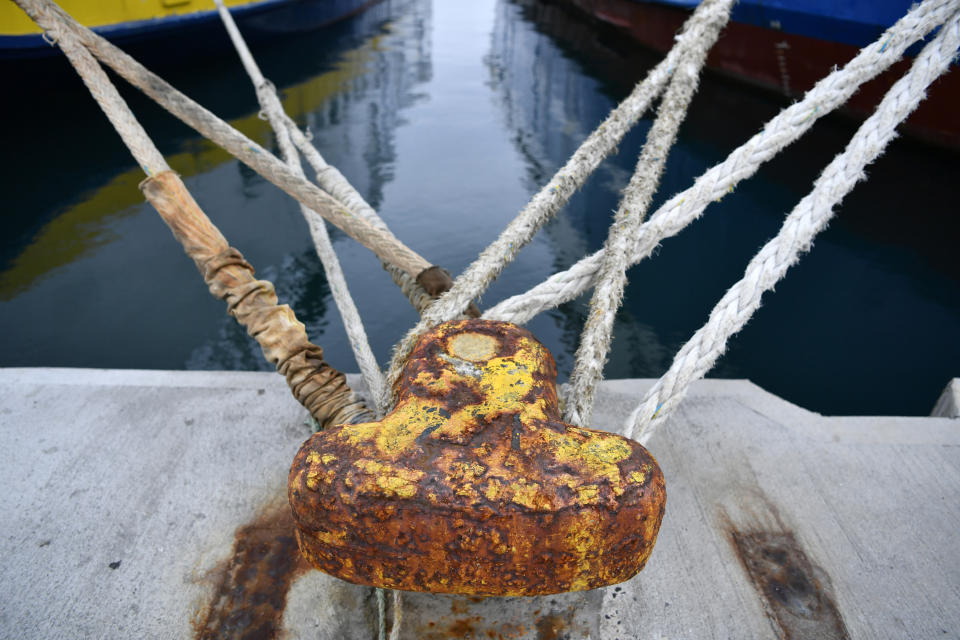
[288,319,666,595]
[414,266,480,317]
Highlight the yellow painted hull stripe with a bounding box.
[1,0,268,37]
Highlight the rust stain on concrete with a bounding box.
[723,497,850,640]
[193,501,310,640]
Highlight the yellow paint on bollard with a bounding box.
[288,319,666,595]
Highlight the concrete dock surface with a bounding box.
[0,368,957,639]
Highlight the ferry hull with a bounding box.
[1,0,384,60]
[560,0,960,148]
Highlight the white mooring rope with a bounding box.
[376,587,386,640]
[384,0,738,406]
[564,0,734,427]
[628,6,960,443]
[388,589,403,640]
[483,0,958,327]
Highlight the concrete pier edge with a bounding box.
[1,368,958,639]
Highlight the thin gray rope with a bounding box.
[376,587,386,640]
[564,0,733,427]
[629,7,960,444]
[285,117,438,315]
[213,0,387,411]
[483,0,958,326]
[384,0,737,406]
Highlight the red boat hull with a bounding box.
[564,0,959,148]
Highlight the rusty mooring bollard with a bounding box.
[288,319,666,596]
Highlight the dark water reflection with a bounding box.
[0,0,956,416]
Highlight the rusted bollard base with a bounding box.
[396,590,603,639]
[279,574,602,639]
[290,320,665,596]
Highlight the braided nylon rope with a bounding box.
[629,7,960,444]
[255,83,438,315]
[565,0,734,426]
[384,0,737,406]
[213,0,387,410]
[484,0,958,326]
[389,589,403,640]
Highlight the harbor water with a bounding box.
[1,0,957,416]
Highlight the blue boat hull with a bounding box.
[0,0,384,60]
[559,0,959,148]
[643,0,912,48]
